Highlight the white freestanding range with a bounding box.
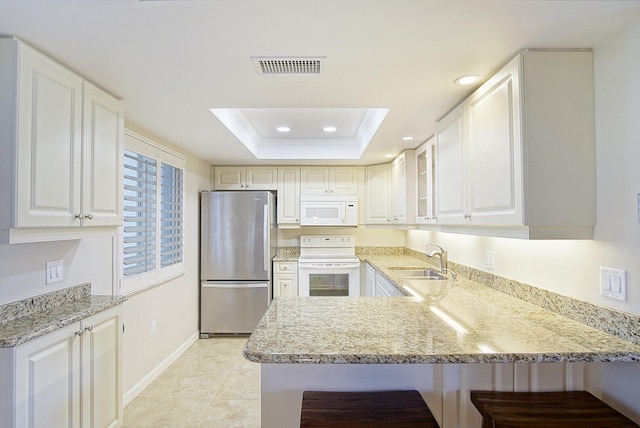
[297,235,360,297]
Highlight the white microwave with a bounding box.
[299,195,358,226]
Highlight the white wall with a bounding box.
[120,136,211,401]
[408,21,640,317]
[408,21,640,421]
[0,234,116,304]
[0,128,210,404]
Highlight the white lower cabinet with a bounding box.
[363,263,376,296]
[1,307,123,428]
[374,273,403,297]
[262,361,600,428]
[273,261,298,297]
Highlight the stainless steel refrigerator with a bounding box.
[200,190,276,336]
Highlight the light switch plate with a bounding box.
[600,267,626,301]
[45,260,63,285]
[485,250,495,270]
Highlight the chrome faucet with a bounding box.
[427,243,447,273]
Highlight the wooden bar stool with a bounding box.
[470,390,638,427]
[300,390,440,428]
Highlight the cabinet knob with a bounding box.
[75,329,84,336]
[84,325,94,333]
[85,213,94,220]
[464,214,471,219]
[75,213,85,219]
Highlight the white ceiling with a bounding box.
[1,0,640,165]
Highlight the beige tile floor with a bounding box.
[123,337,261,428]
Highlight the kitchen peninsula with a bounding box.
[244,255,640,427]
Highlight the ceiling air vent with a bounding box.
[251,56,326,75]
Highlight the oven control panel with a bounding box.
[300,235,355,248]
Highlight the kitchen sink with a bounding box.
[387,267,449,280]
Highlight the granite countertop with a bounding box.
[0,284,127,348]
[244,255,640,364]
[273,246,300,262]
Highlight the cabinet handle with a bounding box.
[75,329,84,336]
[75,213,85,219]
[84,325,94,333]
[85,213,94,220]
[464,214,471,219]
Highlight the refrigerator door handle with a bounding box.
[201,282,268,289]
[263,204,269,272]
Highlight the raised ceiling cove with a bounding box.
[210,107,389,160]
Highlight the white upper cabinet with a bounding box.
[12,39,84,228]
[364,163,391,224]
[277,167,301,226]
[465,56,522,226]
[0,37,123,242]
[434,50,595,239]
[300,167,358,195]
[364,151,416,226]
[213,166,277,190]
[81,81,124,227]
[390,150,415,225]
[435,104,466,225]
[415,138,436,224]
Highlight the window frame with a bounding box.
[119,130,185,296]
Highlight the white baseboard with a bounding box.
[123,331,199,406]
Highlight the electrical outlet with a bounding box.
[150,320,156,337]
[485,251,495,270]
[45,260,63,285]
[600,267,627,301]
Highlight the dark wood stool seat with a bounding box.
[470,390,638,427]
[300,390,440,428]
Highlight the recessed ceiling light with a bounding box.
[276,126,291,132]
[455,75,479,85]
[323,126,337,132]
[402,136,414,141]
[384,154,395,158]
